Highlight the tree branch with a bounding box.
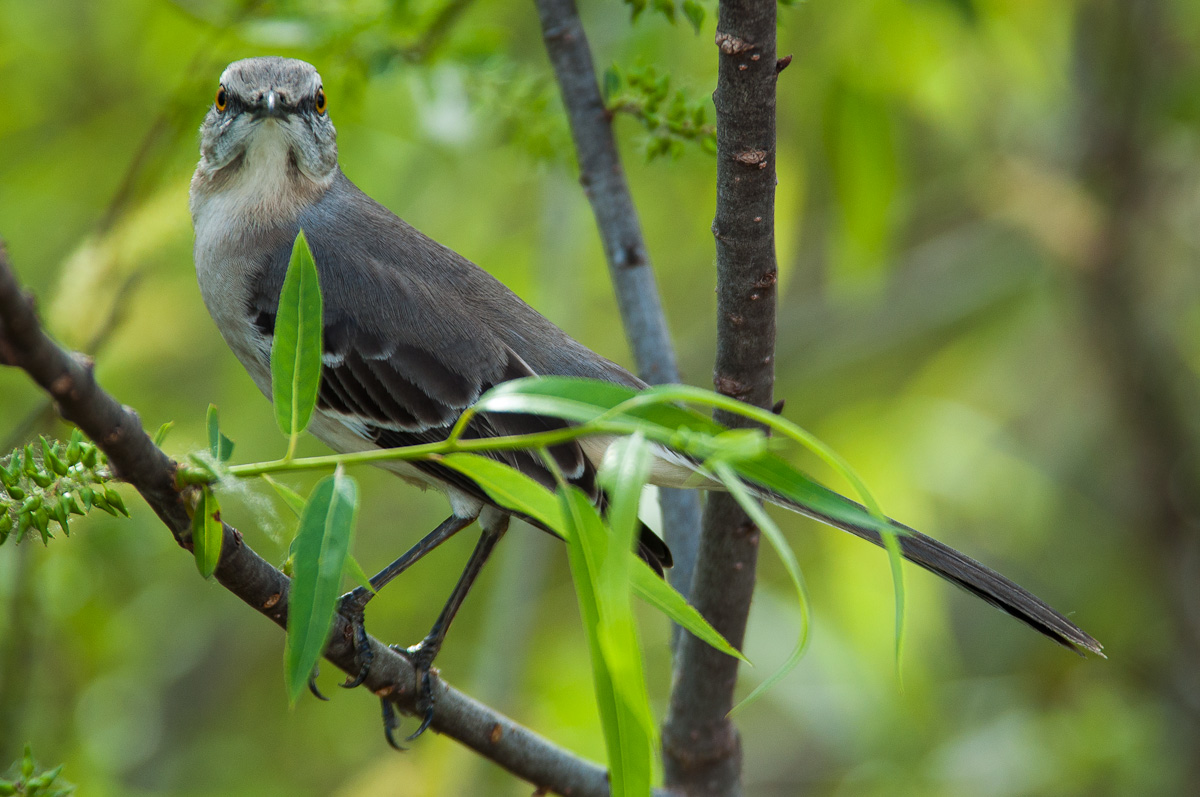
[532,0,704,603]
[662,1,779,794]
[0,240,671,797]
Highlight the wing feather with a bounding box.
[239,171,669,572]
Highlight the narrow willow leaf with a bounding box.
[557,487,622,788]
[261,474,307,518]
[440,453,565,533]
[343,554,375,594]
[152,421,175,448]
[598,433,652,559]
[206,404,235,462]
[714,461,810,714]
[628,563,746,662]
[558,485,653,797]
[192,486,223,579]
[441,451,743,658]
[477,376,906,653]
[285,468,358,704]
[591,435,659,791]
[272,230,324,447]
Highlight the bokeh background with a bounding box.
[1,0,1197,794]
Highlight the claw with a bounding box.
[308,665,330,701]
[381,698,406,752]
[338,589,374,689]
[402,643,438,740]
[406,670,437,740]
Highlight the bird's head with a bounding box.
[196,57,338,186]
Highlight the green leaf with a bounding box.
[477,377,894,537]
[628,562,746,661]
[475,376,907,660]
[714,461,810,713]
[441,451,744,659]
[152,421,175,448]
[206,405,235,462]
[271,230,324,454]
[192,486,223,578]
[343,554,375,595]
[440,453,565,532]
[598,434,652,559]
[682,0,704,31]
[285,468,359,704]
[261,474,307,518]
[602,66,622,103]
[557,485,653,797]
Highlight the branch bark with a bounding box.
[662,1,779,794]
[533,0,703,601]
[0,241,671,797]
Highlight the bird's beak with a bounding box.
[254,89,286,120]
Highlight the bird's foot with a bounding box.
[400,639,439,741]
[376,641,437,750]
[337,586,374,689]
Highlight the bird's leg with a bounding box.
[333,513,477,692]
[400,512,510,741]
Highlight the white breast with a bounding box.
[190,125,313,395]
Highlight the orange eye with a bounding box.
[215,85,227,112]
[315,88,327,114]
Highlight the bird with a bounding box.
[190,57,1101,746]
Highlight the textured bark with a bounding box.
[0,241,676,797]
[534,0,703,601]
[661,1,779,795]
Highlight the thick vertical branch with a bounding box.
[662,1,778,795]
[533,0,702,598]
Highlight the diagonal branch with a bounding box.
[0,240,670,797]
[662,1,780,794]
[533,0,704,604]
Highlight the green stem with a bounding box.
[226,422,635,479]
[608,386,886,519]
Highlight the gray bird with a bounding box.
[191,57,1100,745]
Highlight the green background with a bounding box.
[1,0,1196,794]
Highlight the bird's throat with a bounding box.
[191,123,328,234]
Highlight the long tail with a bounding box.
[752,485,1104,656]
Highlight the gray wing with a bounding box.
[241,171,641,533]
[240,172,671,570]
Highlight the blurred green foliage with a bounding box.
[1,0,1197,795]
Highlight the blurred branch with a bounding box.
[0,242,672,797]
[400,0,479,63]
[662,1,780,794]
[533,0,703,606]
[1072,2,1200,781]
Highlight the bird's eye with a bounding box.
[215,86,227,112]
[315,88,327,115]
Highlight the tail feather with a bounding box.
[755,486,1104,656]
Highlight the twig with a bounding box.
[401,0,479,63]
[0,240,673,797]
[662,1,779,795]
[532,0,703,605]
